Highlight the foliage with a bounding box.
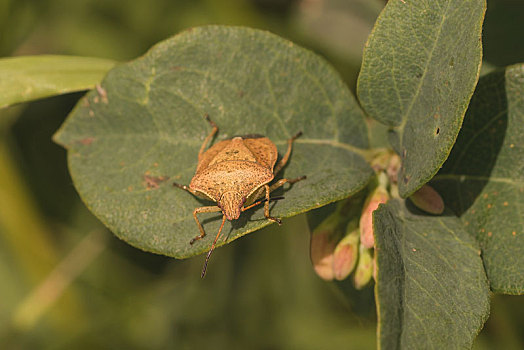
[0,0,523,349]
[52,26,373,259]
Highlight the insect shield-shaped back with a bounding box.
[189,136,278,214]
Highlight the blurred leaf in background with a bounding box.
[482,0,524,66]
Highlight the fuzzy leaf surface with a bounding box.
[433,65,524,294]
[54,26,373,259]
[374,199,490,349]
[357,0,486,196]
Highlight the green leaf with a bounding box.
[374,199,490,349]
[0,55,116,109]
[357,0,486,197]
[53,26,373,259]
[432,65,524,294]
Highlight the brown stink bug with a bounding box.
[173,114,306,277]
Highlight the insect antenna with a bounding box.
[241,196,285,212]
[201,214,227,278]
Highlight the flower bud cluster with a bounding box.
[310,150,445,289]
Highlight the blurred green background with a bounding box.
[0,0,523,349]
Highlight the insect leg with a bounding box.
[263,184,282,225]
[243,176,306,213]
[190,205,222,245]
[268,175,307,193]
[265,176,305,224]
[241,195,284,213]
[274,131,302,174]
[198,113,219,160]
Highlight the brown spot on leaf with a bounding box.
[79,137,94,145]
[143,174,169,189]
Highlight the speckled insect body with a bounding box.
[174,115,305,277]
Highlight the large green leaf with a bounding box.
[0,55,116,109]
[432,65,524,294]
[53,26,373,259]
[374,199,490,349]
[357,0,486,197]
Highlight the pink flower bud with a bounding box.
[332,227,360,281]
[354,244,373,289]
[409,184,444,215]
[310,213,341,281]
[370,150,393,172]
[359,186,389,248]
[386,154,401,184]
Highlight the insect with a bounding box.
[173,114,306,277]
